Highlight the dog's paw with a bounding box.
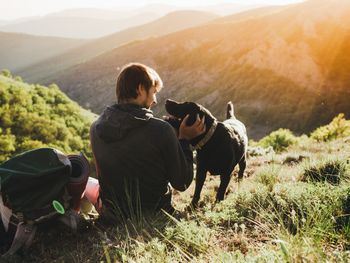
[234,175,244,183]
[186,201,199,212]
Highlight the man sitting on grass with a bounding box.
[90,62,205,222]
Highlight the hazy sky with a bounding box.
[2,0,305,20]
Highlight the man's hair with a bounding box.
[116,63,163,103]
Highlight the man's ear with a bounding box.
[136,84,143,96]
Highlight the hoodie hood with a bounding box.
[95,103,153,143]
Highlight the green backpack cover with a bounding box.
[0,148,87,258]
[0,148,71,215]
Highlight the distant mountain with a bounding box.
[0,3,271,39]
[0,32,86,72]
[197,3,264,15]
[0,14,160,39]
[44,0,350,139]
[49,8,140,20]
[17,11,219,83]
[211,5,287,23]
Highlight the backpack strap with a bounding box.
[1,209,81,258]
[1,189,73,257]
[2,222,37,257]
[58,209,81,233]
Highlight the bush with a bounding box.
[302,159,347,185]
[165,220,212,256]
[247,145,275,157]
[259,129,298,152]
[310,113,350,142]
[1,69,12,78]
[255,165,280,191]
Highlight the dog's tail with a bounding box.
[226,101,235,119]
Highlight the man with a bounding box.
[90,63,205,220]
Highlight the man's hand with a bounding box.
[178,114,206,140]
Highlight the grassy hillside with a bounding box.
[0,31,86,72]
[0,71,96,163]
[2,115,350,262]
[17,11,219,84]
[41,0,350,139]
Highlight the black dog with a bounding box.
[165,99,248,207]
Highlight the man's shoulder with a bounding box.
[149,116,171,128]
[149,117,176,135]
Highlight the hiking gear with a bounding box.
[52,200,65,214]
[0,148,71,214]
[0,148,89,257]
[66,153,90,211]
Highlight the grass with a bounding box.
[1,136,350,262]
[302,158,348,185]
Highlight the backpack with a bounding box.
[0,148,90,257]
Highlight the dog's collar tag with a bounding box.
[192,120,218,151]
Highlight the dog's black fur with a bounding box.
[165,99,248,207]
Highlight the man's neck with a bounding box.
[121,99,141,106]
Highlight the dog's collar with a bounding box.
[191,120,218,151]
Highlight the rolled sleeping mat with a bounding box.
[66,153,90,211]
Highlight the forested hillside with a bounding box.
[0,71,96,162]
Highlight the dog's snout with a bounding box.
[165,99,178,114]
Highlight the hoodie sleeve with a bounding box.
[161,124,194,191]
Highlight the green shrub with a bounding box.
[310,113,350,142]
[302,159,347,185]
[1,69,12,78]
[203,201,242,227]
[164,220,212,256]
[0,132,16,162]
[255,165,280,191]
[0,75,96,162]
[259,128,298,152]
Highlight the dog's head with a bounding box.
[165,99,216,138]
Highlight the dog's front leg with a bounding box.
[238,157,246,181]
[190,167,207,208]
[216,172,232,202]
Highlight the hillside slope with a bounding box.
[0,32,86,72]
[17,11,219,84]
[47,0,350,139]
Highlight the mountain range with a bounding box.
[28,0,349,139]
[0,14,160,39]
[0,3,259,39]
[16,11,219,84]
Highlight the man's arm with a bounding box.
[163,115,205,191]
[162,128,194,191]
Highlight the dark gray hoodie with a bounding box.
[90,103,193,217]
